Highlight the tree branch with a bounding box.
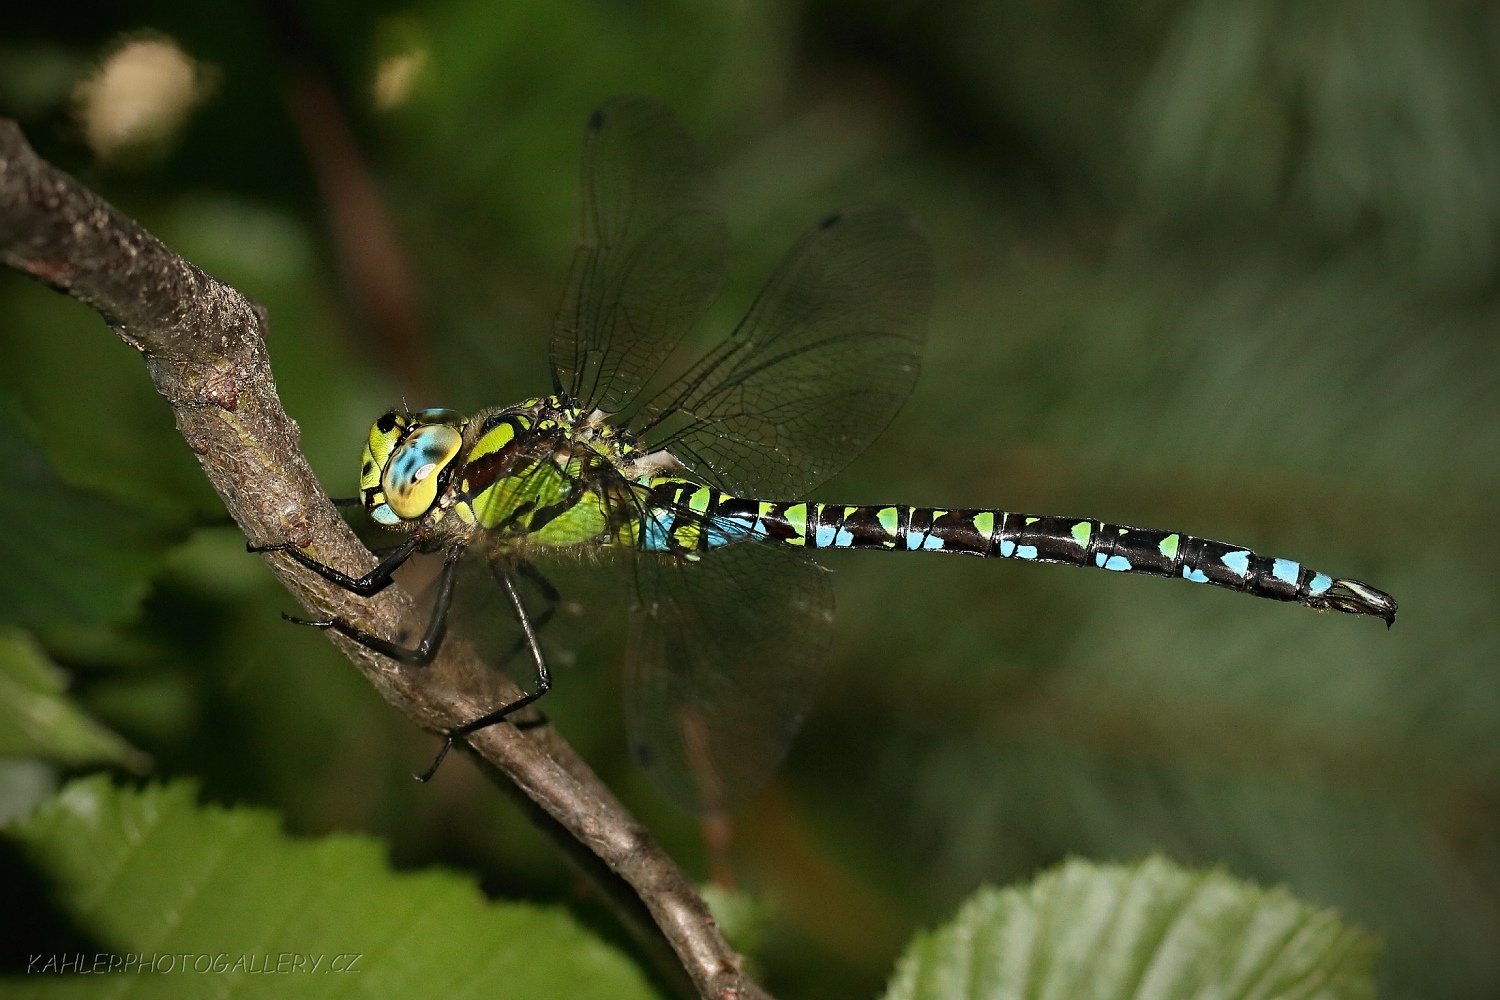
[0,118,766,1000]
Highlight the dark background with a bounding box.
[1,2,1496,998]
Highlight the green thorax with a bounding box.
[450,396,650,549]
[356,395,679,550]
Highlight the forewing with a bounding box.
[636,204,932,497]
[400,544,638,703]
[624,538,834,813]
[550,96,730,414]
[396,548,545,679]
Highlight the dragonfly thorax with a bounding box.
[356,395,654,543]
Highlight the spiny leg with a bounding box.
[285,543,464,666]
[496,559,562,670]
[248,534,421,596]
[417,562,553,782]
[492,560,561,731]
[369,542,415,559]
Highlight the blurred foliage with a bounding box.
[0,396,170,635]
[1,1,1497,998]
[0,629,143,772]
[4,777,657,998]
[884,856,1377,1000]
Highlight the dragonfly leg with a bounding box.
[369,542,412,558]
[416,563,553,782]
[249,535,420,596]
[495,560,562,670]
[286,544,462,667]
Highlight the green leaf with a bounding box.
[884,856,1378,1000]
[0,395,168,634]
[0,284,219,520]
[0,628,144,769]
[700,884,776,961]
[3,777,659,1000]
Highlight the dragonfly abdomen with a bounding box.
[641,479,1396,624]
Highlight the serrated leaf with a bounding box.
[0,628,143,769]
[2,777,659,1000]
[884,856,1377,1000]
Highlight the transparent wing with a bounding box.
[624,538,834,814]
[396,453,633,692]
[634,204,932,497]
[550,96,730,415]
[398,546,583,684]
[398,452,834,814]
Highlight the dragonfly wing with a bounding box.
[396,535,620,696]
[636,203,932,497]
[550,97,730,415]
[624,537,834,813]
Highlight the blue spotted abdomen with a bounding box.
[638,478,1397,624]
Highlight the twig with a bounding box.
[0,118,766,1000]
[258,0,434,399]
[286,67,434,400]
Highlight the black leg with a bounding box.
[369,542,411,558]
[249,535,420,596]
[416,562,553,782]
[286,544,463,666]
[495,559,561,670]
[329,496,362,507]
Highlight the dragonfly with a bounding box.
[252,97,1397,813]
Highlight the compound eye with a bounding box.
[380,424,463,520]
[413,407,464,427]
[367,410,404,459]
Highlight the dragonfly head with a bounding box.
[360,408,467,526]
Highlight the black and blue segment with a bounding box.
[639,479,1398,625]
